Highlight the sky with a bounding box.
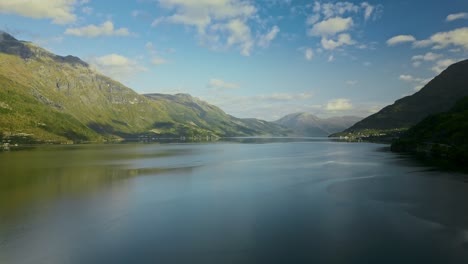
[0,0,467,121]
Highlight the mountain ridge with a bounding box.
[342,59,468,133]
[0,32,286,144]
[275,112,362,136]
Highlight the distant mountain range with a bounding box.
[0,32,287,143]
[341,59,468,134]
[274,113,362,136]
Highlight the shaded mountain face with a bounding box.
[344,59,468,133]
[391,96,468,166]
[0,32,285,143]
[274,112,362,136]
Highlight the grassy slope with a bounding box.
[145,93,289,137]
[0,40,287,143]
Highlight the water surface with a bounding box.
[1,139,468,263]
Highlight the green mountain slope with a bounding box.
[144,93,289,137]
[391,96,468,166]
[0,32,286,143]
[275,112,361,136]
[343,59,468,133]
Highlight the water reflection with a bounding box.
[1,140,468,264]
[0,144,197,227]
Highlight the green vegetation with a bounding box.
[145,93,289,137]
[0,33,287,145]
[391,96,468,167]
[331,128,407,143]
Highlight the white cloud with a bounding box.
[258,25,280,48]
[151,57,167,65]
[81,6,93,15]
[361,2,375,21]
[89,54,147,82]
[308,17,353,36]
[446,13,468,22]
[412,61,422,67]
[431,58,456,74]
[413,85,424,91]
[304,48,314,60]
[0,0,79,24]
[399,74,421,82]
[313,1,360,19]
[386,35,416,46]
[65,21,131,37]
[306,2,379,54]
[321,33,354,50]
[208,78,240,90]
[328,55,334,62]
[398,74,432,91]
[145,42,168,65]
[153,0,273,56]
[146,42,156,55]
[411,52,441,61]
[326,98,353,111]
[413,27,468,50]
[223,19,254,56]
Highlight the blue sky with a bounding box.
[1,0,467,120]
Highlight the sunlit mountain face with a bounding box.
[1,0,467,121]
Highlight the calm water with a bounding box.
[1,138,468,263]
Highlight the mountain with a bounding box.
[340,59,468,135]
[0,32,285,144]
[274,112,362,136]
[391,96,468,167]
[144,93,289,137]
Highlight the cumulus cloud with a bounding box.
[308,17,353,36]
[65,21,131,37]
[304,48,314,60]
[446,13,468,22]
[306,1,378,52]
[258,25,280,48]
[326,98,353,111]
[153,0,277,56]
[208,78,240,90]
[223,19,254,56]
[411,52,441,61]
[398,74,432,91]
[431,58,457,74]
[361,2,375,21]
[386,35,416,46]
[89,54,147,82]
[413,27,468,50]
[312,1,360,19]
[321,33,354,50]
[0,0,80,24]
